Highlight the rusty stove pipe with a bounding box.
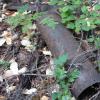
[36,11,100,99]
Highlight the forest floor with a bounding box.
[0,1,100,100]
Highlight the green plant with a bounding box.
[7,13,33,33]
[40,17,58,29]
[0,60,10,69]
[88,35,100,49]
[88,35,100,70]
[6,4,43,33]
[50,0,100,33]
[6,2,58,33]
[52,54,79,100]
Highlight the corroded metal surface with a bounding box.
[36,11,100,99]
[37,11,79,59]
[6,3,56,11]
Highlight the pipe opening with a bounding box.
[77,83,100,100]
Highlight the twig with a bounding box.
[89,91,100,100]
[23,73,51,77]
[77,30,84,52]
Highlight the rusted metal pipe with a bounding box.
[36,11,100,99]
[5,3,56,11]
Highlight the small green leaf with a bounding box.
[81,26,90,31]
[68,69,80,83]
[54,53,68,66]
[95,37,100,49]
[52,92,59,100]
[61,6,69,12]
[81,6,88,14]
[94,19,100,25]
[18,4,29,13]
[0,60,10,69]
[88,36,94,43]
[32,12,44,20]
[62,95,68,100]
[50,0,59,5]
[41,17,58,29]
[94,4,100,10]
[67,22,75,29]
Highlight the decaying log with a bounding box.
[36,11,100,99]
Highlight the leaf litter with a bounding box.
[0,1,57,100]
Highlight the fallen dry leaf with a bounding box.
[40,96,49,100]
[0,76,3,82]
[71,97,76,100]
[5,10,16,16]
[21,39,31,47]
[32,24,37,30]
[32,95,40,100]
[0,17,3,22]
[42,50,52,56]
[10,59,18,75]
[6,86,16,92]
[0,95,6,100]
[0,38,6,46]
[46,68,54,76]
[2,31,13,45]
[4,70,14,78]
[23,88,37,95]
[18,67,27,74]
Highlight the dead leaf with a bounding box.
[95,30,100,35]
[10,59,18,75]
[21,39,31,47]
[71,97,76,100]
[0,17,3,22]
[0,95,6,100]
[5,10,16,16]
[0,76,3,82]
[40,96,49,100]
[0,38,6,46]
[32,95,40,100]
[46,68,53,76]
[42,50,52,56]
[18,67,27,74]
[6,86,16,92]
[23,88,37,95]
[32,24,37,30]
[4,70,14,78]
[2,31,13,45]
